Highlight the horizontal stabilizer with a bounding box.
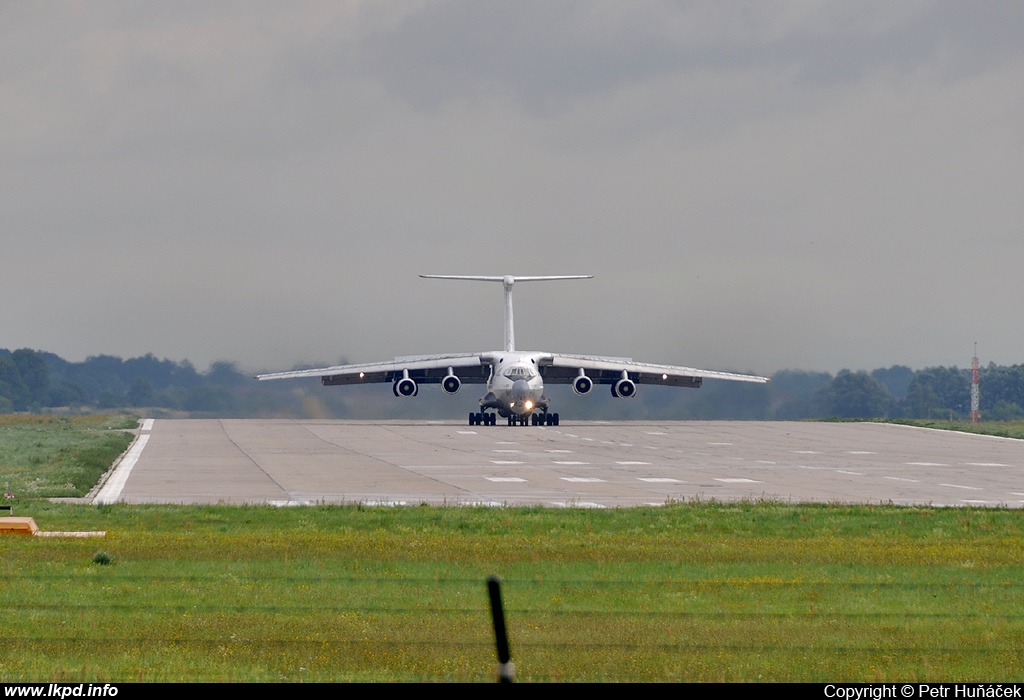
[421,274,592,351]
[419,275,592,283]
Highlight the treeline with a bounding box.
[0,349,299,416]
[1,348,1021,421]
[656,365,1023,421]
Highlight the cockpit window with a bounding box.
[503,365,535,379]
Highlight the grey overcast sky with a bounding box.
[2,1,1022,374]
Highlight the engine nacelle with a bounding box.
[441,373,461,395]
[572,372,593,396]
[612,378,636,399]
[394,377,418,397]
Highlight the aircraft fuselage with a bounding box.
[480,351,548,418]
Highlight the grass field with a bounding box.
[0,414,136,499]
[3,500,1023,682]
[2,415,1023,681]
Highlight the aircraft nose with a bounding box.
[511,379,531,399]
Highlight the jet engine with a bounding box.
[441,373,461,395]
[394,376,418,397]
[612,377,636,399]
[572,371,593,396]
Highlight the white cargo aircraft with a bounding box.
[256,275,769,426]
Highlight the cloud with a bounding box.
[1,1,1022,374]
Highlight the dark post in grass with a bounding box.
[487,575,515,682]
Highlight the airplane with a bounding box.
[255,275,769,426]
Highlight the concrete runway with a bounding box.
[100,419,1024,508]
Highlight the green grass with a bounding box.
[2,501,1023,682]
[2,414,1022,681]
[0,414,137,498]
[885,418,1024,440]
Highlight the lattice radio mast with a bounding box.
[971,342,980,423]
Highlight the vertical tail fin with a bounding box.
[419,275,593,352]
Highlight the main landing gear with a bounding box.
[506,413,559,427]
[469,412,497,426]
[468,412,559,426]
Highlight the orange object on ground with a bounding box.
[0,517,39,535]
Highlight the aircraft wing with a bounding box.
[538,353,769,389]
[255,353,491,387]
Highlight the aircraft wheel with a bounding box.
[468,412,476,426]
[553,413,560,426]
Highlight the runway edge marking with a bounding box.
[93,419,154,505]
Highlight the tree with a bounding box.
[769,370,833,419]
[206,361,246,387]
[906,367,969,418]
[985,400,1024,421]
[47,380,89,407]
[871,365,914,399]
[11,349,49,406]
[0,356,29,410]
[816,370,890,418]
[126,378,155,407]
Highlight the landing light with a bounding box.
[359,372,365,378]
[525,401,533,410]
[662,373,667,380]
